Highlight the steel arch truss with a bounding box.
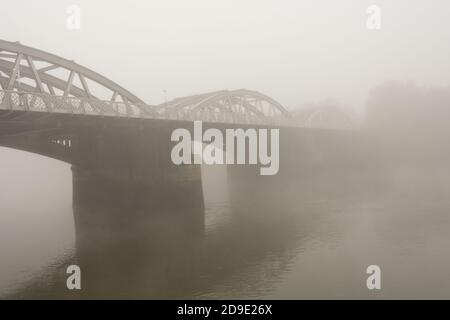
[158,89,292,125]
[0,40,145,109]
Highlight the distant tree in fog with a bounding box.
[365,81,450,162]
[365,81,450,135]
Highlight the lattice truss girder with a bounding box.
[0,40,148,115]
[0,41,143,103]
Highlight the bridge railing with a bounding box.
[0,90,144,117]
[0,90,291,126]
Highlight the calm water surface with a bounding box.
[1,149,450,299]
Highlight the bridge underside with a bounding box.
[0,110,375,250]
[0,111,206,249]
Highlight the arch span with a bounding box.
[0,40,143,103]
[159,89,292,125]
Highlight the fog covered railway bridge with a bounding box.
[0,39,366,241]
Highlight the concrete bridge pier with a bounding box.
[71,125,205,255]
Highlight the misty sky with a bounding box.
[1,0,450,115]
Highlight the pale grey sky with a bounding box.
[1,0,450,114]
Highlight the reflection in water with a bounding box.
[4,201,304,299]
[1,159,450,299]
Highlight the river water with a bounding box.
[1,148,450,299]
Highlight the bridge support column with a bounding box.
[71,125,205,253]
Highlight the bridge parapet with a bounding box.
[0,90,292,126]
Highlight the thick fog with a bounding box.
[1,0,450,298]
